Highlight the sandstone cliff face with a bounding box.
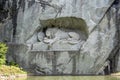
[0,0,120,75]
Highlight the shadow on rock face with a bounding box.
[40,17,89,37]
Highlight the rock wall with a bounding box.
[114,0,120,72]
[0,0,120,75]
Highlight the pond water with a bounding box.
[16,76,120,80]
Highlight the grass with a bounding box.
[0,65,26,76]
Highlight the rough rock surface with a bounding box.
[32,42,48,51]
[37,32,45,42]
[0,0,120,75]
[117,51,120,71]
[12,0,114,42]
[26,33,38,44]
[50,40,82,51]
[115,1,120,72]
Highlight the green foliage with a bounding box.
[8,61,19,67]
[0,65,27,75]
[0,42,8,65]
[0,43,26,75]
